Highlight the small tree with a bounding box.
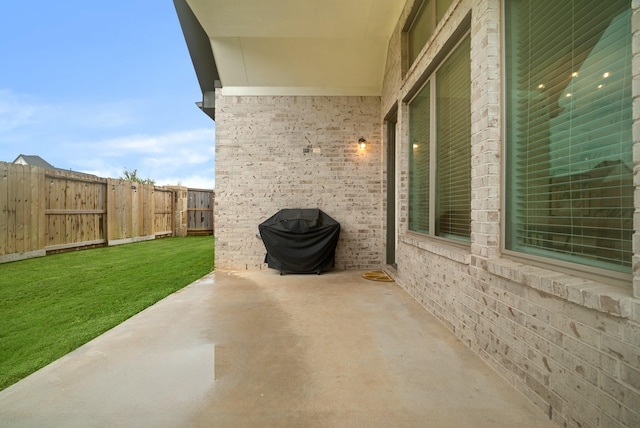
[121,168,155,185]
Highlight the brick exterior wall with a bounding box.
[214,95,383,271]
[382,1,640,427]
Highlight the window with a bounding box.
[505,0,633,274]
[409,83,431,234]
[407,0,454,66]
[409,34,471,241]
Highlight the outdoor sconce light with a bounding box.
[358,137,367,150]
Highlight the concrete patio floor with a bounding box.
[0,270,556,427]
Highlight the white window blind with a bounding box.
[436,36,471,240]
[505,0,633,273]
[409,82,431,234]
[408,35,471,240]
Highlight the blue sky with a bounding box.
[0,1,215,188]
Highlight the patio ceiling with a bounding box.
[179,0,406,97]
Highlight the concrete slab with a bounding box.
[0,270,556,427]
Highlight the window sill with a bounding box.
[401,233,471,264]
[476,257,639,322]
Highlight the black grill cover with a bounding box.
[259,209,340,274]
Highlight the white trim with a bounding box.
[220,86,381,97]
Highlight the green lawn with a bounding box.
[0,236,214,391]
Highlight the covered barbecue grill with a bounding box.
[259,208,340,274]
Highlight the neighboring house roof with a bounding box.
[174,0,406,114]
[13,155,55,169]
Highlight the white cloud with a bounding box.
[156,173,215,190]
[0,90,141,135]
[80,128,213,156]
[0,90,47,132]
[68,128,215,187]
[0,90,216,188]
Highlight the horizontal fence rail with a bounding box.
[0,162,213,263]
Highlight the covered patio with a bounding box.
[0,270,554,427]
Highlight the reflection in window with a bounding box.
[407,0,454,66]
[505,0,632,273]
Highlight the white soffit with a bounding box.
[186,0,406,96]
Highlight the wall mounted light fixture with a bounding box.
[358,137,367,150]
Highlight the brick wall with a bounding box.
[384,1,640,427]
[214,95,383,271]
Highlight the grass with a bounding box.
[0,236,214,391]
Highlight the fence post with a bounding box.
[168,186,188,237]
[106,178,115,243]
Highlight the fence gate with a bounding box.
[187,189,214,236]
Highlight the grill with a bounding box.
[259,209,340,275]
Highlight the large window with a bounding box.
[409,35,471,241]
[505,0,633,274]
[407,0,454,66]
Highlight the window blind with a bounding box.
[409,82,431,234]
[505,0,633,273]
[436,35,471,240]
[408,34,471,239]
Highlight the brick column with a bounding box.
[470,0,501,260]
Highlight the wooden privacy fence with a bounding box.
[0,162,212,263]
[187,189,214,236]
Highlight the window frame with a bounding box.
[407,31,472,244]
[500,0,633,288]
